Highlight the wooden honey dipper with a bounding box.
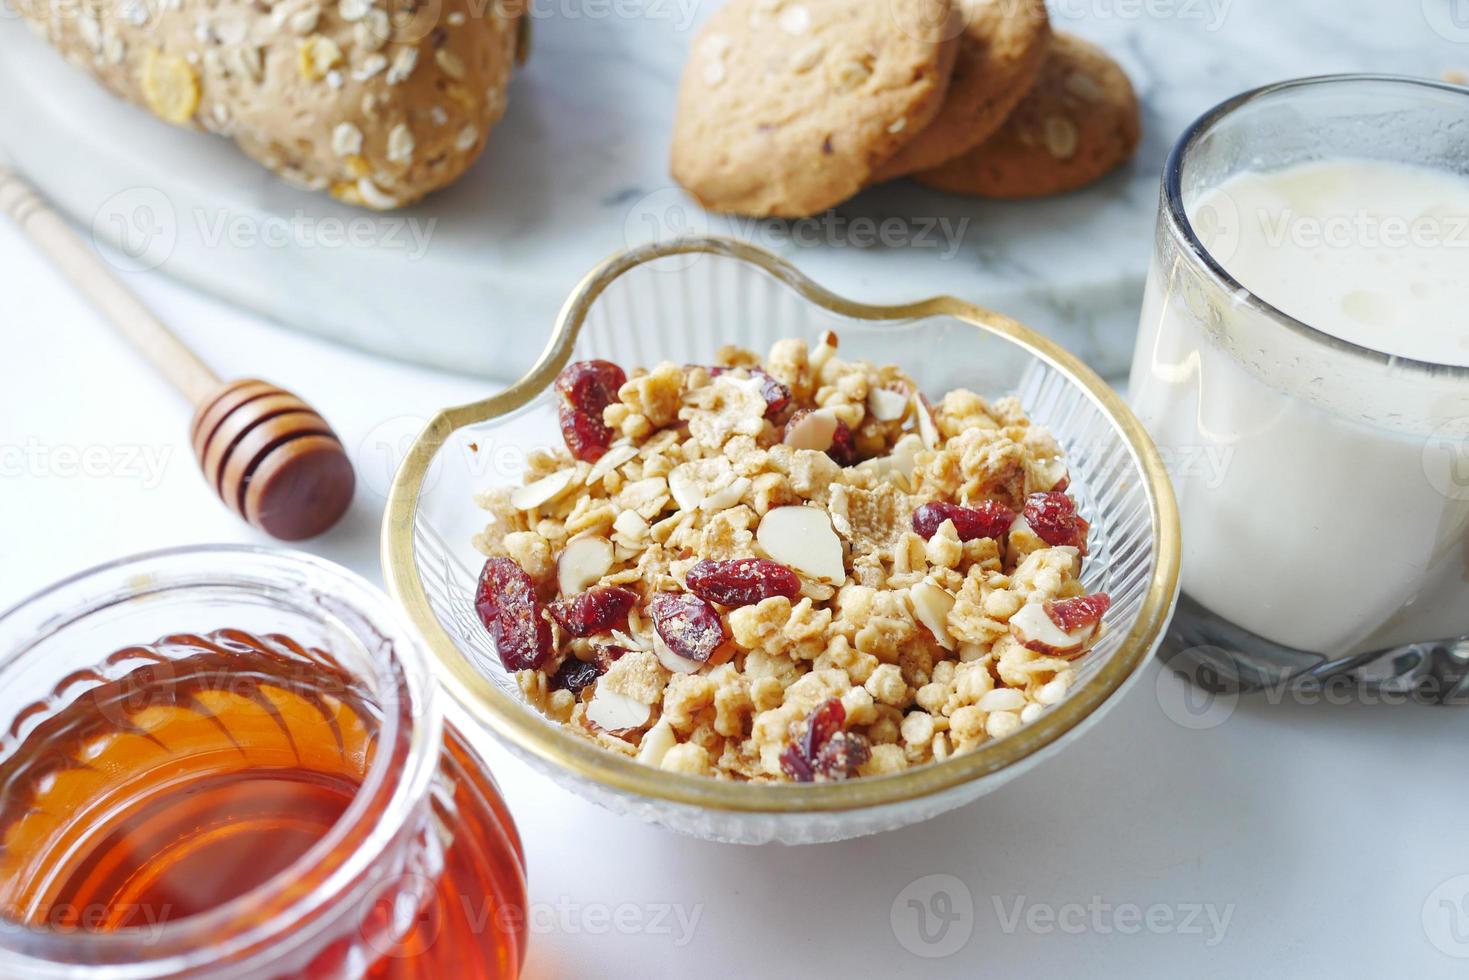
[0,167,355,540]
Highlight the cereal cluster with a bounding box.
[472,332,1110,782]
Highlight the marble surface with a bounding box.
[3,1,1466,380]
[7,219,1469,978]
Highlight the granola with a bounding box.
[472,332,1110,782]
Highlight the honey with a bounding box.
[0,628,527,978]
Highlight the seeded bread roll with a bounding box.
[15,0,521,209]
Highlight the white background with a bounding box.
[5,219,1469,979]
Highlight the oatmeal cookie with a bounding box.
[914,32,1140,199]
[670,0,962,218]
[871,0,1051,180]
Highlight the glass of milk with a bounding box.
[1129,75,1469,699]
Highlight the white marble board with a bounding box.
[1,0,1464,380]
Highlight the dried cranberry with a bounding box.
[813,731,871,780]
[475,557,552,671]
[778,742,815,782]
[1045,593,1111,631]
[554,359,626,411]
[827,416,858,466]
[648,592,728,663]
[548,586,638,637]
[554,360,626,462]
[592,644,628,671]
[557,402,614,463]
[550,658,602,694]
[779,699,867,782]
[1022,491,1090,554]
[801,698,846,757]
[685,558,801,608]
[911,500,1016,542]
[751,368,792,417]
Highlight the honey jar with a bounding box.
[0,547,528,978]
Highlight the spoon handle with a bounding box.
[0,166,220,406]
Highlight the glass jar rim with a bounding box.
[0,545,442,979]
[1163,72,1469,380]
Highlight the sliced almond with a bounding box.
[612,509,649,539]
[915,394,941,450]
[1033,455,1069,492]
[585,687,651,732]
[585,443,637,486]
[637,719,677,766]
[888,433,923,479]
[853,433,924,484]
[652,632,702,674]
[757,506,845,583]
[610,628,650,653]
[510,468,575,510]
[810,329,839,372]
[668,466,704,511]
[867,387,909,422]
[701,475,750,512]
[783,409,840,452]
[908,579,957,650]
[557,536,613,595]
[1009,602,1095,657]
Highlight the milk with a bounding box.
[1130,158,1469,655]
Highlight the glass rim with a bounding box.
[0,545,443,979]
[1163,71,1469,380]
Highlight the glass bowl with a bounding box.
[382,237,1180,845]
